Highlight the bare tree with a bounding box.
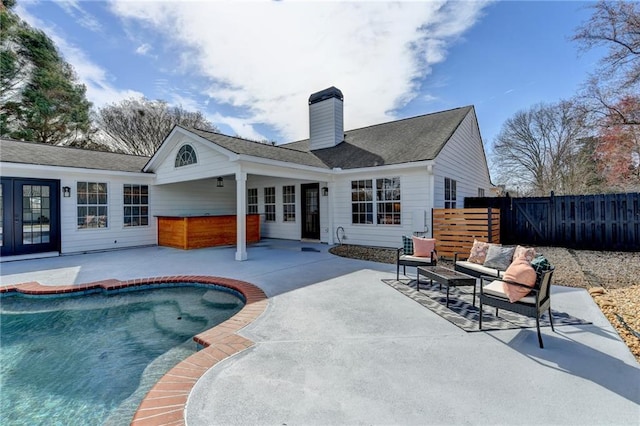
[492,101,590,196]
[94,98,218,156]
[574,1,640,126]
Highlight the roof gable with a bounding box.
[176,106,475,171]
[185,127,329,169]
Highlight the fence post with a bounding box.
[488,207,493,243]
[550,191,556,246]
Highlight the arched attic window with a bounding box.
[175,144,197,167]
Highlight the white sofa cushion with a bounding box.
[399,254,433,263]
[456,261,504,278]
[482,280,536,304]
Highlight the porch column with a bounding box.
[235,171,248,261]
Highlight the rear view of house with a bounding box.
[0,87,494,260]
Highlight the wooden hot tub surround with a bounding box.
[157,214,260,249]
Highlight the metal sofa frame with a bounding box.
[479,267,555,348]
[396,248,437,280]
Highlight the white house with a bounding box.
[0,87,494,261]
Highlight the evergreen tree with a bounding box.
[0,0,92,144]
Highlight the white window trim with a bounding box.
[351,177,402,226]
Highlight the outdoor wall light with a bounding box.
[217,177,224,188]
[321,187,328,196]
[62,186,71,197]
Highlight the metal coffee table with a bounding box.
[417,266,477,308]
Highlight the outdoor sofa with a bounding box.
[454,241,537,279]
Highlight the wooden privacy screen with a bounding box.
[432,208,500,260]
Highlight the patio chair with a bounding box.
[397,235,437,280]
[478,267,555,348]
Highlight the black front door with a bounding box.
[301,183,320,240]
[1,178,60,256]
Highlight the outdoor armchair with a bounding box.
[479,267,555,348]
[396,248,437,280]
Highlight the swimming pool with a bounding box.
[0,285,244,425]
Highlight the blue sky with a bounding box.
[17,0,605,163]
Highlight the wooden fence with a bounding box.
[465,192,640,251]
[432,208,500,260]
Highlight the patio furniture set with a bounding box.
[397,236,555,348]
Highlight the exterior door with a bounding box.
[0,178,60,256]
[301,183,320,240]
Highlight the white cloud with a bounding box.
[211,113,267,142]
[109,1,490,141]
[15,4,143,108]
[135,43,152,56]
[55,0,102,33]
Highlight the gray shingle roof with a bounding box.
[185,128,329,168]
[1,105,473,173]
[282,105,473,169]
[0,139,150,173]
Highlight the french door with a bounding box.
[0,178,60,256]
[301,183,320,240]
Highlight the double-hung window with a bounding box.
[376,177,401,225]
[264,187,276,222]
[282,185,295,222]
[77,182,108,229]
[247,188,258,214]
[445,177,457,208]
[351,177,401,225]
[351,180,373,224]
[124,184,149,226]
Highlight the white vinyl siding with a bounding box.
[309,98,344,150]
[245,176,328,242]
[335,168,430,248]
[0,162,156,254]
[153,178,236,216]
[153,139,236,185]
[433,110,493,208]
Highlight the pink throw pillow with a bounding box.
[514,245,536,262]
[468,239,492,264]
[412,236,436,257]
[502,256,537,302]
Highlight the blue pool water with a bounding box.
[0,285,244,425]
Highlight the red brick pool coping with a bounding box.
[0,275,268,426]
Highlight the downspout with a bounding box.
[427,163,435,238]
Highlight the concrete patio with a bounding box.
[1,240,638,425]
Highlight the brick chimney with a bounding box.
[309,86,344,150]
